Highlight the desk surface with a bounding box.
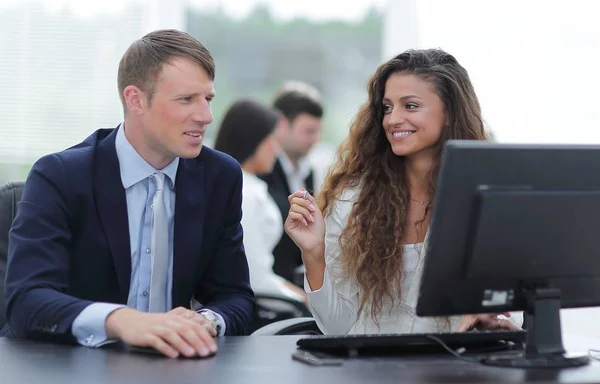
[0,334,598,384]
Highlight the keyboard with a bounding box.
[297,330,526,356]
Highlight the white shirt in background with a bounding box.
[241,171,304,302]
[307,142,336,194]
[278,152,312,194]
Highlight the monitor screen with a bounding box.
[416,141,600,368]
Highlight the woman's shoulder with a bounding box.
[242,171,269,200]
[242,171,267,187]
[337,186,361,202]
[326,185,361,223]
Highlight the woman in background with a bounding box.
[215,99,306,303]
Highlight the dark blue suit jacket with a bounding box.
[1,128,254,342]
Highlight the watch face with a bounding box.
[201,311,220,332]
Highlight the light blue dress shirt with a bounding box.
[72,125,224,347]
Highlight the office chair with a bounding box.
[251,317,322,335]
[0,181,24,329]
[251,293,313,333]
[292,265,306,287]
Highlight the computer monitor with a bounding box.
[416,141,600,368]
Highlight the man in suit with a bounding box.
[1,29,254,358]
[259,82,323,285]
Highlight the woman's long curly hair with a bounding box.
[318,49,488,322]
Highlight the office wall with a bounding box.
[0,0,185,182]
[383,0,600,145]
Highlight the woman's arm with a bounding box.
[287,189,360,334]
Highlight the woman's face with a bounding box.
[381,72,446,159]
[250,131,280,175]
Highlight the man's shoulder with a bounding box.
[31,128,115,181]
[200,145,241,176]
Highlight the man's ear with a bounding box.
[123,85,147,115]
[274,116,291,141]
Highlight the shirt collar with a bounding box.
[278,151,311,180]
[115,123,179,189]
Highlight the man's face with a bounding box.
[138,57,215,166]
[282,113,321,159]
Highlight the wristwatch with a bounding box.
[198,310,222,335]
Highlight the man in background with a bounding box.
[259,81,323,285]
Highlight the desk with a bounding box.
[0,335,598,383]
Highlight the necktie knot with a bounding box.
[152,172,165,192]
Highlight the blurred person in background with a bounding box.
[214,100,306,303]
[259,81,324,286]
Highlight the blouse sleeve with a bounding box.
[305,189,360,334]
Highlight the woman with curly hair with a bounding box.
[285,49,523,334]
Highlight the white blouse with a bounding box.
[305,187,522,334]
[241,171,304,302]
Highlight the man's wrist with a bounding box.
[105,307,135,340]
[197,310,223,335]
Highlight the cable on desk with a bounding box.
[588,349,600,362]
[429,336,600,365]
[425,335,483,364]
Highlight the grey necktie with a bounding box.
[149,172,169,313]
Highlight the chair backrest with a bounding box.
[251,317,322,336]
[251,293,312,333]
[0,181,24,328]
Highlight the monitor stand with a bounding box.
[481,287,590,368]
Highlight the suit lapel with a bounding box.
[273,159,291,195]
[94,128,131,304]
[274,158,315,194]
[305,170,314,194]
[172,157,205,307]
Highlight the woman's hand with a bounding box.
[456,313,522,332]
[284,190,325,257]
[285,190,328,291]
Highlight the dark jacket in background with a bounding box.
[259,159,314,284]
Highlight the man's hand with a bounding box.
[105,307,218,358]
[456,312,522,332]
[170,307,218,337]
